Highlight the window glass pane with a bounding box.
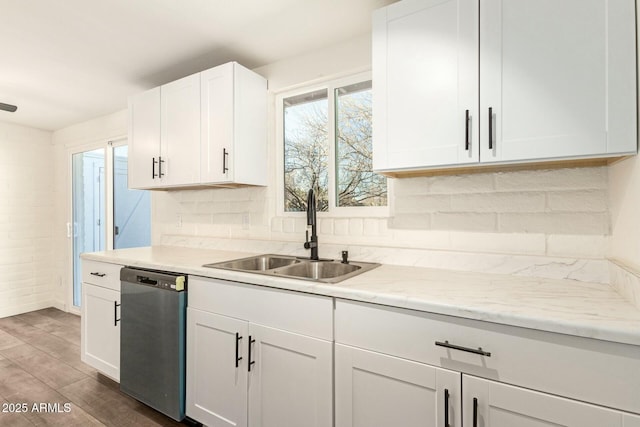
[113,145,151,249]
[72,148,105,307]
[283,89,329,212]
[335,81,387,207]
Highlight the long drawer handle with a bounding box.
[152,157,158,179]
[235,333,243,368]
[114,301,121,326]
[435,340,491,357]
[444,388,450,427]
[248,336,256,372]
[90,272,106,277]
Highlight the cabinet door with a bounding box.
[248,324,332,427]
[128,87,160,189]
[81,283,120,381]
[201,63,235,184]
[335,344,461,427]
[160,73,201,186]
[463,375,624,427]
[372,0,478,171]
[186,308,248,427]
[480,0,636,163]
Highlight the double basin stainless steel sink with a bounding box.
[203,254,379,284]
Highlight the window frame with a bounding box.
[275,71,389,218]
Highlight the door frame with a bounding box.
[66,137,127,315]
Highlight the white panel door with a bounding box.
[186,308,248,427]
[160,73,201,186]
[335,344,461,427]
[480,0,637,163]
[373,0,478,171]
[128,87,160,189]
[81,283,120,381]
[247,324,332,427]
[201,63,235,184]
[463,375,624,427]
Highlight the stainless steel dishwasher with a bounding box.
[119,267,187,421]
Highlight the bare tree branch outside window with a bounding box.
[283,81,386,213]
[284,90,329,212]
[336,81,387,207]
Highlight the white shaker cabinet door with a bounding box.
[372,0,479,172]
[160,73,201,187]
[463,375,625,427]
[335,344,461,427]
[200,63,235,184]
[480,0,637,163]
[128,87,160,189]
[200,62,267,186]
[247,324,333,427]
[186,308,249,427]
[81,283,120,381]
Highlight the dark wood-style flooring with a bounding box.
[0,308,187,426]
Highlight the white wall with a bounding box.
[610,156,640,268]
[0,121,55,318]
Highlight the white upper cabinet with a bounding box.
[128,62,267,189]
[480,0,637,163]
[160,73,201,187]
[201,63,267,186]
[373,0,479,171]
[373,0,637,173]
[128,87,160,189]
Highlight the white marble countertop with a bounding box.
[81,245,640,346]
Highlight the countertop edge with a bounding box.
[81,250,640,347]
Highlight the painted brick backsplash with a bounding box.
[154,166,610,260]
[0,122,54,318]
[393,166,609,235]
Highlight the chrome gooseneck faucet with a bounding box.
[304,188,319,260]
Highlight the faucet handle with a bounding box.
[341,250,349,264]
[304,230,310,249]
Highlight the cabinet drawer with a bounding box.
[189,276,333,341]
[335,299,640,414]
[82,260,123,291]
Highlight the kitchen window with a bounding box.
[278,73,387,215]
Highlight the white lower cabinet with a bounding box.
[187,308,248,427]
[248,323,332,427]
[80,260,123,381]
[186,277,333,427]
[335,299,640,426]
[463,375,631,427]
[335,344,638,427]
[335,344,460,427]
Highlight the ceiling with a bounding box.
[0,0,395,131]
